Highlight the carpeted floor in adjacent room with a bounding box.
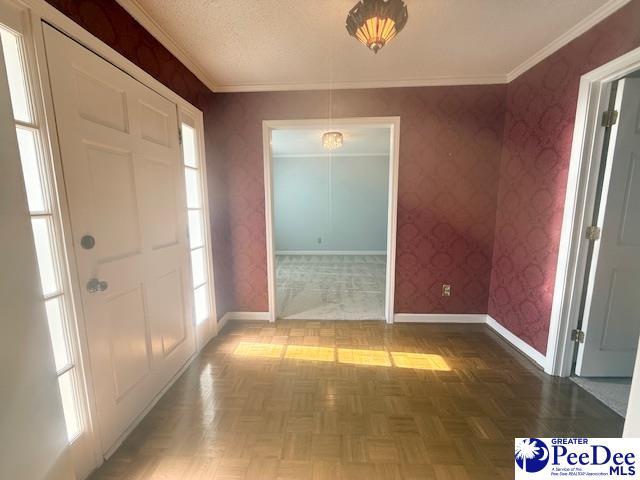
[276,255,386,321]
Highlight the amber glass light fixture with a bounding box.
[346,0,408,54]
[322,131,344,150]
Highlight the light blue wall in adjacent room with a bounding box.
[274,154,389,252]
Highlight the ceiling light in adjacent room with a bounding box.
[322,131,344,150]
[346,0,409,54]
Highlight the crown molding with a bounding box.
[115,0,219,92]
[506,0,632,82]
[117,0,628,94]
[214,75,508,93]
[107,3,507,93]
[273,152,390,159]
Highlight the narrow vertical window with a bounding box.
[1,24,85,443]
[181,121,211,325]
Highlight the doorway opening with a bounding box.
[546,46,640,432]
[568,71,640,417]
[263,118,400,323]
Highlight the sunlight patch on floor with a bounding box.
[232,342,450,371]
[285,345,335,362]
[391,352,451,371]
[337,348,393,367]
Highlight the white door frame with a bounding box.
[5,0,217,475]
[545,45,640,377]
[262,117,401,324]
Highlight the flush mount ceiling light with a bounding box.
[346,0,409,54]
[322,131,344,150]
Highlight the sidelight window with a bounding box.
[1,23,86,443]
[181,120,212,325]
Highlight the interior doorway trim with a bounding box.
[546,45,640,377]
[262,117,401,324]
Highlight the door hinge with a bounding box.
[571,329,585,343]
[601,109,618,127]
[585,225,601,241]
[178,128,183,145]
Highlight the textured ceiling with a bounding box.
[272,126,391,157]
[127,0,620,91]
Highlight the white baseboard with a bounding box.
[217,311,546,369]
[486,315,546,367]
[221,311,271,322]
[276,250,387,256]
[217,312,230,331]
[393,313,546,368]
[393,313,487,323]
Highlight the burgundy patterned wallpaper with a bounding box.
[204,86,507,314]
[44,0,210,109]
[488,0,640,354]
[44,0,640,349]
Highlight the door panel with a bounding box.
[620,156,640,244]
[600,269,640,351]
[74,68,129,132]
[138,100,170,146]
[106,286,150,399]
[577,78,640,377]
[86,145,141,261]
[149,269,187,356]
[44,25,195,453]
[143,159,179,249]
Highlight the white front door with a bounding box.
[44,25,195,453]
[576,77,640,377]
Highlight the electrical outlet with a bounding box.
[442,284,451,297]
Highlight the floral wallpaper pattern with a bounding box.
[45,0,640,352]
[204,86,507,315]
[488,0,640,354]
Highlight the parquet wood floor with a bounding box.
[90,321,624,480]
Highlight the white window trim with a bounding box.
[3,0,218,476]
[0,2,95,477]
[180,108,219,348]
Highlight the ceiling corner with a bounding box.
[506,0,633,82]
[115,0,220,92]
[214,75,509,93]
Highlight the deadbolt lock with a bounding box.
[81,235,96,249]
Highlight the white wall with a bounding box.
[0,47,74,480]
[274,154,389,252]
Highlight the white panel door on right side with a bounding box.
[576,78,640,377]
[43,25,196,453]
